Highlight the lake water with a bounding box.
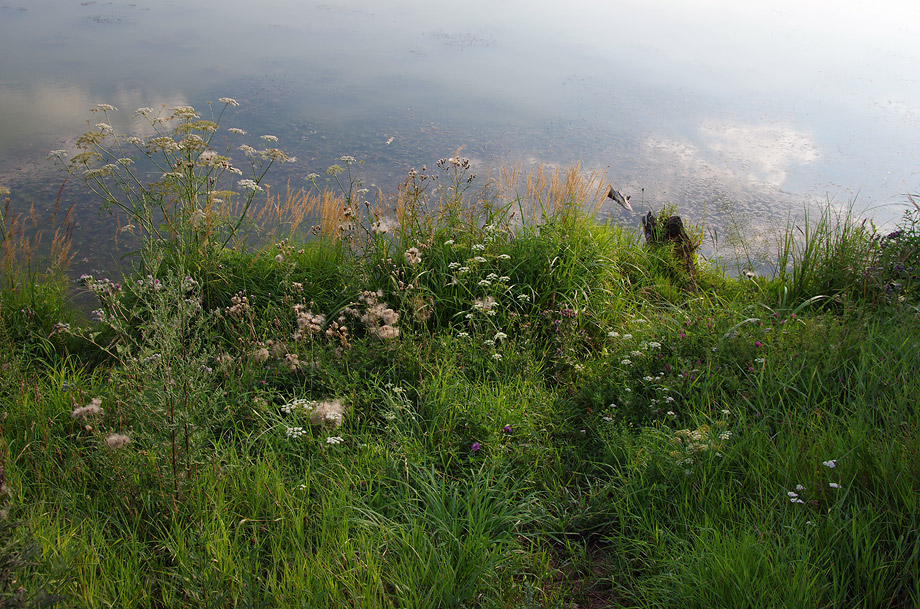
[2,0,919,274]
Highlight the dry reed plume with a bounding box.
[0,183,74,289]
[489,161,611,223]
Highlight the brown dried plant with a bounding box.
[0,183,74,290]
[489,161,610,224]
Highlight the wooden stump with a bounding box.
[642,212,698,285]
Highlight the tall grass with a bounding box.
[2,104,919,606]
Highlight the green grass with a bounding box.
[2,150,920,607]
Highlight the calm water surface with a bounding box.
[2,0,919,272]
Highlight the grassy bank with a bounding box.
[2,104,919,608]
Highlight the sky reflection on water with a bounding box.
[1,0,919,271]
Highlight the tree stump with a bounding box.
[642,212,698,284]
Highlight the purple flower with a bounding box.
[471,442,481,452]
[502,425,512,434]
[755,341,763,348]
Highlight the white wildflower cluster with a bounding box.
[104,433,131,449]
[140,353,162,365]
[224,292,251,317]
[80,274,122,299]
[281,398,346,428]
[178,134,207,150]
[437,155,471,169]
[171,105,199,119]
[237,178,263,193]
[197,150,219,165]
[286,427,306,439]
[668,423,731,466]
[473,296,497,315]
[146,136,180,153]
[292,304,326,341]
[84,164,118,179]
[135,274,162,293]
[404,247,422,266]
[372,217,398,235]
[344,291,400,340]
[787,469,841,507]
[181,275,200,294]
[325,436,344,445]
[72,397,104,419]
[189,208,207,229]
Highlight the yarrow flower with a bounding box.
[822,459,837,469]
[326,436,344,445]
[237,179,263,193]
[218,97,239,106]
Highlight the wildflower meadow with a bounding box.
[1,102,919,608]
